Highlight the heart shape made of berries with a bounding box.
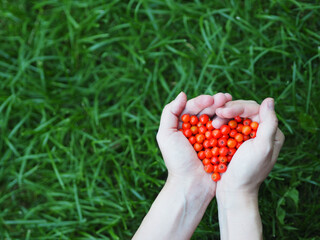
[179,114,259,182]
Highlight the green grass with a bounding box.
[0,0,320,239]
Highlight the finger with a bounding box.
[198,93,231,117]
[215,100,260,119]
[224,93,233,101]
[255,98,278,144]
[180,95,214,116]
[211,116,229,128]
[270,128,285,165]
[158,92,187,136]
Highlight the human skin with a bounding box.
[132,92,232,240]
[215,99,285,240]
[133,94,285,240]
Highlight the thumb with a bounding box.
[256,98,278,143]
[158,92,187,137]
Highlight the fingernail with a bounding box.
[268,98,274,110]
[175,91,184,100]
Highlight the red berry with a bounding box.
[202,158,211,165]
[220,125,231,135]
[205,149,213,159]
[182,122,191,129]
[236,124,243,132]
[199,114,209,124]
[229,129,237,138]
[219,156,228,164]
[250,131,257,138]
[183,129,192,138]
[199,125,207,134]
[236,142,243,149]
[211,156,219,165]
[219,147,228,156]
[211,147,219,156]
[209,138,218,147]
[234,133,244,142]
[242,125,252,135]
[243,135,250,141]
[250,122,259,131]
[243,118,252,126]
[227,138,237,148]
[211,172,221,181]
[218,138,227,147]
[190,126,198,135]
[212,129,222,139]
[206,121,214,130]
[195,134,205,143]
[213,165,219,173]
[181,114,190,123]
[190,115,199,125]
[228,120,237,129]
[204,164,214,173]
[217,163,227,173]
[234,116,242,122]
[198,151,205,160]
[227,155,232,162]
[227,148,236,156]
[203,140,211,149]
[189,136,196,145]
[205,131,213,139]
[194,143,203,152]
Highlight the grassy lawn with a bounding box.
[1,0,319,239]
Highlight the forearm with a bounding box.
[133,176,214,240]
[217,191,262,240]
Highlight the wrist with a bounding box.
[166,173,215,204]
[217,191,262,240]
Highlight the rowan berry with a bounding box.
[181,114,190,123]
[182,122,191,129]
[194,143,203,151]
[202,158,211,165]
[234,116,242,122]
[227,138,237,148]
[203,140,211,149]
[190,126,198,135]
[195,134,205,143]
[198,151,205,160]
[250,121,259,131]
[183,129,192,138]
[190,115,199,125]
[209,138,218,147]
[228,120,237,129]
[242,125,252,135]
[204,164,214,173]
[212,129,222,139]
[217,163,227,173]
[219,147,228,156]
[205,131,213,139]
[229,129,237,138]
[243,118,252,126]
[188,136,196,145]
[199,114,209,124]
[206,121,214,131]
[218,138,227,147]
[211,172,221,181]
[211,156,219,165]
[221,125,231,135]
[234,133,244,142]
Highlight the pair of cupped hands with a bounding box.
[156,92,285,201]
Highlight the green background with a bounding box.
[1,0,319,239]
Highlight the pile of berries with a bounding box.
[179,114,259,182]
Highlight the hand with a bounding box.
[214,99,285,240]
[214,99,285,198]
[156,92,232,198]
